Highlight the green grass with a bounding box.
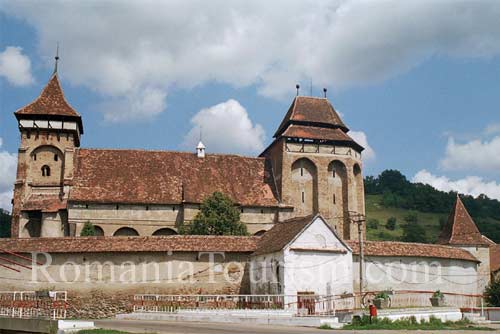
[365,194,447,242]
[341,315,494,331]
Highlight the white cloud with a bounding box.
[349,130,375,161]
[182,99,265,155]
[484,123,500,136]
[2,1,500,121]
[0,138,17,212]
[413,170,500,201]
[0,46,34,86]
[99,88,167,123]
[440,136,500,171]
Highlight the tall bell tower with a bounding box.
[11,59,83,238]
[261,91,365,240]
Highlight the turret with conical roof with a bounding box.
[15,72,83,146]
[11,67,81,238]
[272,96,362,152]
[437,194,493,294]
[261,94,365,241]
[438,195,490,246]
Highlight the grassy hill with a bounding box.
[365,193,500,243]
[365,194,446,242]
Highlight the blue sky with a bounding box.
[1,1,500,210]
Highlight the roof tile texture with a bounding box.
[437,196,489,246]
[346,240,479,262]
[69,149,279,206]
[253,215,313,256]
[274,96,348,137]
[22,194,66,213]
[282,125,363,151]
[0,235,259,253]
[15,74,80,118]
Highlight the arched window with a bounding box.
[41,165,51,177]
[113,227,139,236]
[94,225,105,236]
[54,154,58,162]
[152,228,178,236]
[254,230,267,236]
[291,158,318,214]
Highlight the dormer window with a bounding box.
[41,165,51,177]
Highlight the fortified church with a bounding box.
[1,65,497,305]
[10,69,364,240]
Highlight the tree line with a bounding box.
[365,169,500,243]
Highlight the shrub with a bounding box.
[367,219,379,230]
[432,290,444,299]
[80,221,97,236]
[385,217,397,230]
[404,213,418,223]
[182,192,248,236]
[485,278,500,306]
[401,222,428,243]
[375,292,390,299]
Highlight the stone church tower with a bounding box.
[261,95,365,240]
[11,70,83,238]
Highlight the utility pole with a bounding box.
[350,212,366,304]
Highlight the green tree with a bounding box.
[0,210,11,238]
[401,223,428,243]
[182,192,248,236]
[404,213,418,223]
[367,219,379,230]
[386,217,397,231]
[80,221,97,236]
[485,278,500,307]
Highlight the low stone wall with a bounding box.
[0,248,253,319]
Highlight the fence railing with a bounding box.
[0,291,67,319]
[132,294,354,316]
[133,291,483,316]
[358,290,483,309]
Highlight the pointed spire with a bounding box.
[437,195,489,246]
[53,42,60,75]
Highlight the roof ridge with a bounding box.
[77,147,267,160]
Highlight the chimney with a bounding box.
[196,141,206,158]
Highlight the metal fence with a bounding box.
[0,291,67,319]
[132,294,353,316]
[133,290,483,316]
[358,290,483,309]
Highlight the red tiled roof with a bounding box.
[282,124,364,151]
[346,240,479,262]
[22,194,67,213]
[14,74,83,132]
[69,149,279,207]
[437,195,489,246]
[253,215,313,255]
[0,235,259,253]
[274,96,348,137]
[491,244,500,273]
